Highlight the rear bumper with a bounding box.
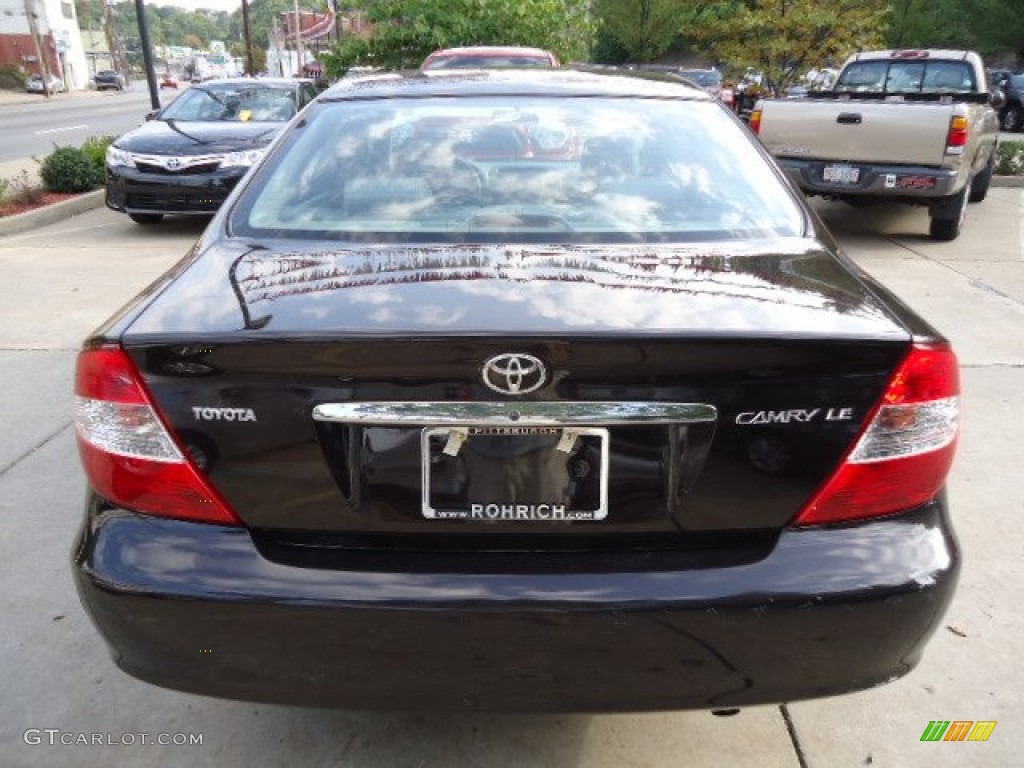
[777,158,960,199]
[73,497,959,712]
[105,165,246,216]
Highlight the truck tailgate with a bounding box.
[760,100,952,166]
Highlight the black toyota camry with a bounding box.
[73,70,961,712]
[105,77,319,224]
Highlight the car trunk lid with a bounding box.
[119,239,912,542]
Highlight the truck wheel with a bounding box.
[1002,105,1023,132]
[129,213,164,225]
[929,186,969,241]
[969,152,995,203]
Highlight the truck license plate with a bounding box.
[823,164,860,184]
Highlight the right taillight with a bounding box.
[74,344,241,526]
[793,343,959,526]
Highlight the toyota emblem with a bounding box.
[165,157,181,170]
[481,353,547,396]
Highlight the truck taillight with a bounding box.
[749,108,762,134]
[74,345,241,525]
[793,343,959,526]
[946,115,969,154]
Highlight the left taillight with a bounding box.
[749,107,762,135]
[946,114,969,155]
[74,345,241,525]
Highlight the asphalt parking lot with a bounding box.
[0,193,1021,767]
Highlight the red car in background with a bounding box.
[422,46,561,70]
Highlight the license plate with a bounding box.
[822,164,860,184]
[421,426,609,521]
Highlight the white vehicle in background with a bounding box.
[752,49,1002,241]
[26,74,65,94]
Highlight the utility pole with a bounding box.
[134,0,160,110]
[23,0,52,98]
[102,0,125,75]
[241,0,254,75]
[292,0,304,75]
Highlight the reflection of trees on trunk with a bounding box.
[229,242,881,321]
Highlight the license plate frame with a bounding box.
[822,164,861,184]
[420,426,610,521]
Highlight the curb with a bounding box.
[0,189,106,238]
[993,175,1024,188]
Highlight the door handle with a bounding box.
[837,113,863,125]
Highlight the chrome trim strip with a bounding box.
[129,152,225,170]
[313,401,717,426]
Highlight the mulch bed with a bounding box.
[0,192,78,218]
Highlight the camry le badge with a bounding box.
[481,353,547,395]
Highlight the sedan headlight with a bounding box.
[219,149,267,168]
[106,146,134,168]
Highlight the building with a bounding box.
[0,0,88,90]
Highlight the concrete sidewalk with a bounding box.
[0,86,107,107]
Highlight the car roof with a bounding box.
[320,69,710,102]
[847,49,982,66]
[191,77,313,88]
[427,46,555,58]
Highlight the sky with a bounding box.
[145,0,242,11]
[147,0,332,11]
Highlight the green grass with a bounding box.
[995,140,1024,175]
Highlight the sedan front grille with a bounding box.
[134,162,222,176]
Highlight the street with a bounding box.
[0,194,1021,767]
[0,85,172,164]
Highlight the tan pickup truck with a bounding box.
[751,49,1002,240]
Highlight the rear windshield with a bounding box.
[231,96,804,244]
[425,55,553,70]
[837,59,977,93]
[679,70,721,88]
[160,84,298,122]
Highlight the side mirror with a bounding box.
[990,89,1007,110]
[145,109,161,121]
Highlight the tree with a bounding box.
[321,0,594,76]
[888,0,1024,62]
[593,0,691,63]
[691,0,889,88]
[243,0,324,50]
[231,41,267,72]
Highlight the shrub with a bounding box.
[39,146,104,193]
[0,64,26,90]
[995,141,1024,176]
[1,171,45,205]
[80,135,116,179]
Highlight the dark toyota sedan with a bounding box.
[74,70,960,712]
[105,78,319,224]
